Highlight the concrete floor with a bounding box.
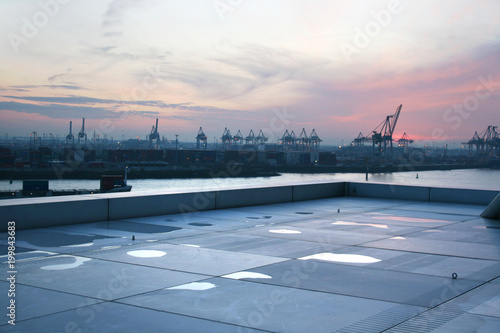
[1,196,500,332]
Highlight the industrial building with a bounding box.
[0,110,498,172]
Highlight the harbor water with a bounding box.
[1,169,499,194]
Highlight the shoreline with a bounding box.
[0,163,490,180]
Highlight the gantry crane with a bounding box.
[353,132,369,146]
[255,130,268,146]
[297,128,310,151]
[221,128,232,150]
[149,118,160,147]
[233,130,244,148]
[309,129,322,151]
[279,129,296,151]
[66,121,74,145]
[352,104,402,164]
[78,118,87,144]
[397,132,413,147]
[465,125,499,160]
[195,127,207,149]
[372,104,402,162]
[245,130,256,146]
[397,132,413,150]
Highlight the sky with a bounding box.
[0,0,499,146]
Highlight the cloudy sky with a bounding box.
[0,0,499,145]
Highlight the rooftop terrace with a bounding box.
[1,182,500,332]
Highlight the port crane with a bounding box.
[149,119,160,147]
[310,129,322,151]
[295,128,322,151]
[279,129,297,151]
[397,132,414,153]
[233,130,244,148]
[352,104,403,164]
[196,127,207,149]
[245,130,256,146]
[66,121,74,145]
[255,130,268,145]
[78,118,87,144]
[221,128,233,150]
[465,125,499,159]
[297,128,310,151]
[397,132,413,147]
[30,131,39,149]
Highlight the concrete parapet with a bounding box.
[0,196,107,230]
[1,181,498,231]
[292,182,345,202]
[108,191,217,220]
[347,182,430,201]
[430,188,499,205]
[215,185,293,210]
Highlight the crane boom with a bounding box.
[389,104,402,136]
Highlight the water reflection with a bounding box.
[62,242,94,248]
[372,215,445,223]
[168,282,216,291]
[269,229,302,234]
[332,221,388,229]
[222,272,272,280]
[299,252,381,264]
[127,250,166,258]
[41,256,91,271]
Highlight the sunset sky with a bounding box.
[0,0,499,146]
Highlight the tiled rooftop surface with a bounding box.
[1,196,500,332]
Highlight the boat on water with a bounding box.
[489,158,500,169]
[100,175,132,193]
[1,172,132,199]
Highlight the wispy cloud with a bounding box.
[5,95,117,105]
[0,101,116,119]
[0,101,158,119]
[1,1,499,143]
[11,85,85,91]
[1,95,246,118]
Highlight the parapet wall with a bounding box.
[1,182,498,231]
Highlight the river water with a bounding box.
[1,169,499,193]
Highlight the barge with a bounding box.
[0,175,132,199]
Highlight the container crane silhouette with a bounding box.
[233,130,244,148]
[66,121,74,145]
[352,104,402,164]
[245,130,256,146]
[371,104,402,162]
[78,118,87,144]
[195,127,207,149]
[221,128,232,150]
[149,119,160,147]
[465,125,499,159]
